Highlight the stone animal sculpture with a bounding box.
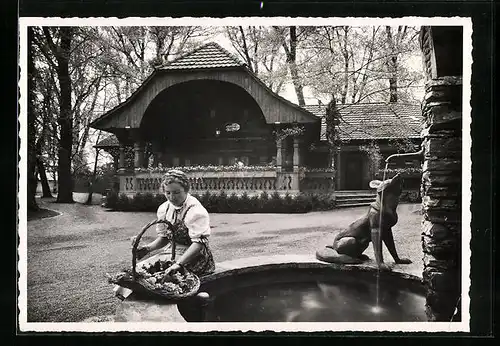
[316,173,412,270]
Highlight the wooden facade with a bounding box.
[90,43,331,197]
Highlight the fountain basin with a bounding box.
[114,255,426,323]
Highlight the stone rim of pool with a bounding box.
[114,254,424,323]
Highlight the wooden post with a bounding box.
[293,137,300,172]
[276,138,283,172]
[118,144,126,172]
[133,142,144,169]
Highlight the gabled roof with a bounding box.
[303,102,423,141]
[158,42,245,71]
[90,41,318,129]
[95,135,119,148]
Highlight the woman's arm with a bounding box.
[135,236,171,260]
[175,242,203,266]
[144,236,171,253]
[163,242,203,275]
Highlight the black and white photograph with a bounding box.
[18,16,472,333]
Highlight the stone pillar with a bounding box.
[133,141,145,169]
[293,137,300,172]
[419,26,462,322]
[276,139,283,172]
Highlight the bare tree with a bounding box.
[225,26,287,94]
[273,26,307,106]
[304,25,423,105]
[27,26,40,211]
[148,26,207,67]
[37,26,75,203]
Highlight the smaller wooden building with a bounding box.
[304,102,422,191]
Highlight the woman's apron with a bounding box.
[159,204,215,277]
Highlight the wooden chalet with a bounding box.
[90,42,331,197]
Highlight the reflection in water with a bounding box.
[207,278,427,322]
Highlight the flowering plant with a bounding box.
[273,125,306,141]
[136,163,278,173]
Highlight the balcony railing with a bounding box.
[117,167,335,196]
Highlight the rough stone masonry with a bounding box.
[420,75,462,321]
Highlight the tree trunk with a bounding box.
[389,74,398,102]
[37,157,53,198]
[27,27,39,212]
[56,27,74,203]
[340,27,349,104]
[288,27,305,106]
[386,26,399,103]
[36,138,53,198]
[86,148,100,205]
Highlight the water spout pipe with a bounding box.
[385,148,424,164]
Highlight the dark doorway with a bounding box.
[342,153,364,190]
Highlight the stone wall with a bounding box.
[420,76,462,321]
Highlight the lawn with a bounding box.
[24,198,423,322]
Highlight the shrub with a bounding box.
[249,194,260,212]
[310,193,320,210]
[227,193,240,213]
[154,193,167,207]
[131,193,146,211]
[295,193,313,213]
[104,190,118,208]
[219,191,231,213]
[239,192,251,213]
[208,191,220,211]
[268,191,283,212]
[117,193,131,211]
[281,193,293,212]
[104,190,339,213]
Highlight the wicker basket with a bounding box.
[108,219,201,301]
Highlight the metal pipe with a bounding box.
[385,147,424,163]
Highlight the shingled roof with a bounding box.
[95,135,119,148]
[302,102,423,141]
[158,42,245,71]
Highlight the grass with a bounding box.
[25,199,423,322]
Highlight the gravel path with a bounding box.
[25,198,423,322]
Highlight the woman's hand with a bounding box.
[161,263,182,282]
[135,246,150,260]
[130,236,150,260]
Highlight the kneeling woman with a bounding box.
[136,169,215,277]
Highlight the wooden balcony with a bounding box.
[116,167,335,197]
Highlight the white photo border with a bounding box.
[17,16,473,333]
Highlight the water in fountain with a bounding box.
[198,274,426,322]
